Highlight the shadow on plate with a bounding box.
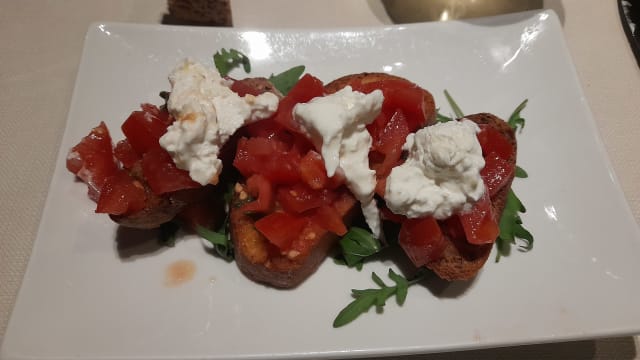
[114,226,171,261]
[419,272,476,298]
[353,242,477,298]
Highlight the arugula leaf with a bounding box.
[268,65,305,95]
[515,165,528,178]
[213,48,251,77]
[436,110,453,123]
[333,269,425,327]
[495,99,533,261]
[197,186,234,261]
[387,270,409,304]
[336,227,382,269]
[158,220,180,247]
[197,225,234,261]
[495,189,534,261]
[508,99,528,132]
[197,183,237,260]
[444,90,464,118]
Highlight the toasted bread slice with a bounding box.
[425,113,517,281]
[229,73,436,287]
[324,72,437,126]
[110,77,282,230]
[230,186,358,288]
[167,0,232,26]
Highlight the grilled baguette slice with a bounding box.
[230,187,358,288]
[229,73,436,288]
[328,74,514,280]
[111,77,281,230]
[425,113,517,281]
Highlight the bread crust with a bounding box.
[425,113,517,281]
[109,191,186,229]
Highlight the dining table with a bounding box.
[1,0,640,359]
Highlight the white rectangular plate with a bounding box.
[3,10,640,360]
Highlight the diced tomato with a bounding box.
[340,79,430,199]
[477,125,514,161]
[255,211,308,250]
[387,87,426,130]
[326,170,346,190]
[371,109,410,179]
[458,191,500,245]
[244,118,286,140]
[380,205,406,223]
[140,103,173,126]
[276,183,333,213]
[230,78,264,97]
[244,118,315,154]
[373,110,410,155]
[95,170,146,215]
[299,150,329,190]
[288,222,324,257]
[298,149,344,190]
[440,216,466,242]
[476,125,516,196]
[312,205,347,236]
[66,122,119,202]
[481,152,515,196]
[234,74,397,247]
[398,216,447,267]
[141,148,201,195]
[121,104,170,155]
[366,108,395,145]
[233,137,301,184]
[241,174,274,213]
[273,74,324,132]
[348,78,428,132]
[368,110,410,197]
[114,139,140,169]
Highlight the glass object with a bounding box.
[382,0,543,22]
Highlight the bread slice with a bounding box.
[229,73,435,288]
[230,186,358,288]
[425,113,517,281]
[167,0,232,26]
[110,77,283,230]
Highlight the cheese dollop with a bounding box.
[293,86,384,237]
[159,59,279,185]
[384,119,485,219]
